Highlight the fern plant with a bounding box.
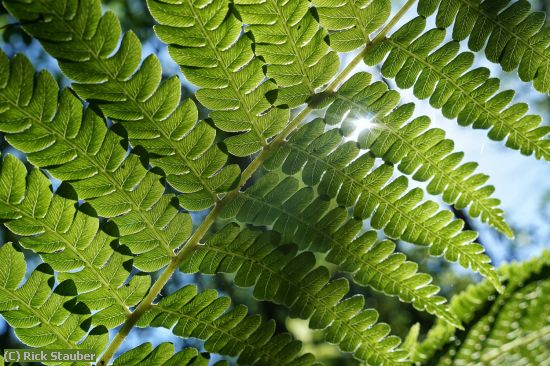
[0,0,548,365]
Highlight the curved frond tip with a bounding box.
[414,251,550,365]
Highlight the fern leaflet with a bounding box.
[328,71,512,237]
[3,0,240,210]
[181,224,408,365]
[147,0,290,157]
[262,141,500,289]
[363,16,550,160]
[220,172,474,325]
[414,251,550,365]
[234,0,340,107]
[418,0,550,93]
[113,343,227,366]
[136,284,318,366]
[0,51,193,272]
[0,155,151,327]
[312,0,391,52]
[0,243,108,352]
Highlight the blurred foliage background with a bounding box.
[0,1,549,365]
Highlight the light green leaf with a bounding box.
[148,0,290,156]
[313,0,391,52]
[418,0,550,94]
[137,284,318,365]
[329,71,513,238]
[0,243,108,353]
[235,0,340,107]
[2,0,240,210]
[0,155,150,327]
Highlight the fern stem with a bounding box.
[96,1,417,363]
[96,258,180,365]
[96,206,220,365]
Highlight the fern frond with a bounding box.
[312,0,391,52]
[3,0,240,210]
[181,224,409,365]
[219,172,468,325]
[418,0,550,94]
[414,251,550,365]
[363,16,550,160]
[261,130,501,290]
[0,155,150,328]
[0,242,108,351]
[328,71,513,237]
[136,284,318,366]
[147,0,290,157]
[234,0,340,107]
[113,343,227,366]
[0,51,193,272]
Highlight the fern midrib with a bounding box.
[1,202,130,313]
[94,50,358,364]
[96,1,419,363]
[202,244,415,362]
[186,0,267,146]
[40,0,219,202]
[458,0,549,64]
[0,94,175,259]
[335,93,509,231]
[236,190,455,323]
[385,37,550,159]
[350,0,374,42]
[0,287,77,349]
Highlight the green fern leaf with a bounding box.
[261,133,501,290]
[0,155,150,328]
[363,17,550,160]
[219,172,469,325]
[0,243,108,352]
[3,0,240,209]
[418,0,550,93]
[113,343,227,366]
[328,71,513,237]
[136,284,319,366]
[147,0,290,156]
[234,0,340,107]
[0,51,194,271]
[181,224,409,365]
[414,251,550,365]
[312,0,391,52]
